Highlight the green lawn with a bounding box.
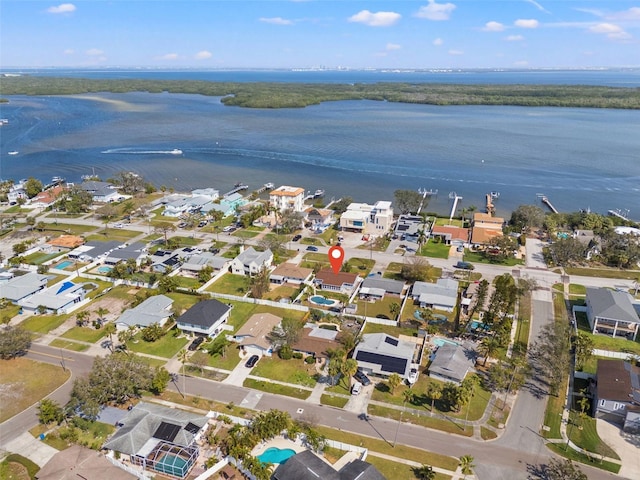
[419,241,451,259]
[546,443,620,474]
[207,346,242,371]
[61,325,107,343]
[36,222,96,235]
[263,285,298,302]
[363,322,420,338]
[22,251,65,265]
[85,229,141,243]
[206,274,250,295]
[49,338,90,352]
[174,276,203,289]
[564,267,640,280]
[125,326,189,358]
[383,262,405,280]
[0,454,40,480]
[366,456,452,480]
[575,311,640,355]
[568,284,587,295]
[18,313,69,334]
[434,217,463,227]
[320,393,349,408]
[232,229,261,239]
[165,291,202,316]
[463,250,524,267]
[251,356,317,387]
[356,296,403,319]
[344,257,376,276]
[243,378,311,400]
[568,411,619,459]
[368,404,473,436]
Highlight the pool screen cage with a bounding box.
[134,441,199,479]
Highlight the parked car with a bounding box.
[178,222,187,228]
[455,261,475,270]
[188,336,205,351]
[198,221,207,228]
[209,247,220,255]
[354,369,371,386]
[306,245,318,252]
[292,234,302,242]
[456,246,464,252]
[351,382,362,396]
[223,225,234,232]
[245,355,260,368]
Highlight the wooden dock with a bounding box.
[537,194,558,214]
[223,184,249,197]
[485,194,495,215]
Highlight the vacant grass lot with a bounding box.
[38,223,96,235]
[22,251,65,265]
[356,296,402,319]
[419,241,451,259]
[61,325,107,343]
[366,455,452,480]
[263,285,298,302]
[564,267,640,280]
[251,356,317,387]
[50,338,90,352]
[463,250,523,266]
[19,313,69,334]
[0,358,70,422]
[125,326,189,358]
[206,274,250,295]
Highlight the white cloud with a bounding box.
[195,51,212,60]
[85,48,103,56]
[259,17,293,25]
[47,3,76,14]
[515,19,539,28]
[589,23,631,40]
[506,35,524,41]
[159,53,179,61]
[415,1,456,21]
[448,49,464,55]
[432,37,444,46]
[386,43,401,51]
[348,10,401,27]
[607,7,640,21]
[482,21,505,32]
[524,0,550,14]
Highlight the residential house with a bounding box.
[19,281,86,314]
[36,445,137,480]
[150,247,199,273]
[115,294,174,330]
[358,277,406,301]
[291,323,341,359]
[573,229,600,260]
[104,242,147,266]
[103,402,208,479]
[230,247,273,276]
[585,287,640,340]
[428,342,476,384]
[394,215,428,243]
[232,313,281,356]
[411,278,459,312]
[181,252,230,275]
[45,235,85,252]
[79,181,120,203]
[162,194,212,217]
[339,201,394,235]
[176,299,232,337]
[272,450,385,480]
[471,213,504,246]
[353,333,416,379]
[269,185,305,212]
[304,207,334,231]
[595,359,640,427]
[68,240,123,262]
[30,185,66,209]
[269,263,313,285]
[314,269,361,296]
[431,225,470,246]
[0,272,49,303]
[7,180,27,204]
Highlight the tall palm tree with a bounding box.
[427,382,442,416]
[479,336,501,366]
[178,348,189,399]
[388,373,402,395]
[459,455,475,479]
[402,388,415,406]
[389,302,401,320]
[413,465,435,480]
[96,307,109,326]
[341,358,358,388]
[75,310,89,327]
[104,322,116,353]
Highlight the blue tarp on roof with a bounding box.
[56,281,75,294]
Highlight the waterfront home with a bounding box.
[176,299,232,337]
[411,278,459,312]
[30,184,66,209]
[431,225,470,246]
[18,280,86,314]
[103,402,208,480]
[358,276,406,301]
[269,185,305,212]
[7,180,27,204]
[313,269,361,296]
[394,214,429,243]
[585,287,640,341]
[229,246,273,276]
[353,333,415,380]
[115,294,174,330]
[0,272,48,303]
[269,263,313,285]
[232,313,281,357]
[471,212,504,246]
[428,342,476,385]
[339,201,394,235]
[162,194,212,217]
[304,206,334,231]
[595,359,640,428]
[573,229,601,260]
[79,180,120,203]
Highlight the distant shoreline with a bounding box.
[2,76,640,109]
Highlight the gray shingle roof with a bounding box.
[429,343,476,383]
[361,277,405,295]
[116,294,173,328]
[177,299,231,328]
[272,450,340,480]
[587,288,640,324]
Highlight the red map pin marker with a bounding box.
[328,246,345,274]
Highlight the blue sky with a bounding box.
[1,1,639,69]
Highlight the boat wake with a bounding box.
[101,148,182,155]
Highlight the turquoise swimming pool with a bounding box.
[309,295,337,306]
[97,266,112,274]
[257,447,296,465]
[433,337,460,348]
[56,260,73,269]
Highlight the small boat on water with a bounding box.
[490,191,500,199]
[169,149,183,155]
[51,176,65,183]
[8,151,18,156]
[314,189,325,197]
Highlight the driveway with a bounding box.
[525,238,547,269]
[596,419,640,480]
[222,353,257,386]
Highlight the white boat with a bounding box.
[490,191,500,199]
[314,189,325,197]
[51,176,65,183]
[8,151,18,155]
[169,149,182,155]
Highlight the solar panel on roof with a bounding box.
[384,336,398,347]
[153,421,181,442]
[356,351,407,374]
[184,422,200,435]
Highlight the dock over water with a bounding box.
[537,194,559,214]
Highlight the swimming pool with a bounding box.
[56,260,73,269]
[309,295,337,306]
[257,447,297,465]
[97,266,112,274]
[154,453,189,477]
[433,337,460,348]
[469,320,489,331]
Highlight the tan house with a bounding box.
[270,185,305,212]
[232,313,281,356]
[291,325,341,359]
[46,234,85,251]
[471,213,504,245]
[431,225,470,245]
[270,263,313,285]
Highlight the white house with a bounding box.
[7,180,27,204]
[181,252,230,275]
[585,287,640,341]
[230,247,273,276]
[176,299,232,337]
[79,181,120,203]
[0,272,49,303]
[116,294,174,330]
[353,333,415,379]
[411,278,459,312]
[19,280,86,314]
[269,185,305,212]
[339,201,394,235]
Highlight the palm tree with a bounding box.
[413,465,435,480]
[388,373,402,395]
[117,325,136,351]
[479,336,501,366]
[104,322,117,353]
[178,348,189,399]
[416,228,427,253]
[402,388,415,406]
[459,455,475,479]
[389,302,401,321]
[75,310,89,327]
[427,382,442,416]
[341,358,358,388]
[96,307,109,326]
